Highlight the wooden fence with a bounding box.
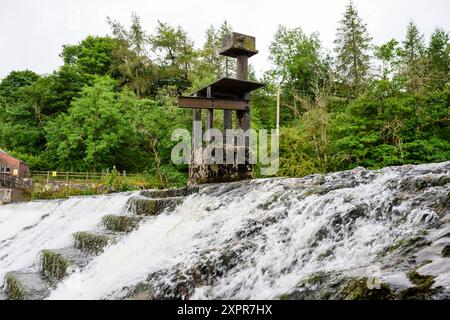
[30,170,137,184]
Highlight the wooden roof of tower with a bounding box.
[191,77,265,98]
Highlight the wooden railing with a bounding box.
[30,170,137,184]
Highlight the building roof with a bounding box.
[192,77,265,98]
[0,149,28,165]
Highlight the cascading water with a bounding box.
[1,162,449,300]
[0,192,137,287]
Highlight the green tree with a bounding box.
[108,13,155,98]
[45,76,141,171]
[150,21,196,94]
[0,70,44,154]
[269,26,325,95]
[201,25,223,77]
[0,70,39,104]
[399,22,428,93]
[279,82,333,176]
[191,21,235,91]
[402,22,425,64]
[375,39,400,80]
[132,97,190,183]
[330,81,449,170]
[43,65,91,115]
[334,1,372,96]
[217,21,235,78]
[268,26,330,123]
[427,28,450,89]
[61,36,115,75]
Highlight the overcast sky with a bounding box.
[1,0,449,79]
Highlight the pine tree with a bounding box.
[201,25,223,78]
[427,28,450,89]
[402,22,425,64]
[375,39,400,80]
[400,22,428,93]
[334,1,372,96]
[107,13,154,98]
[218,21,235,77]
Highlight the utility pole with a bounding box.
[276,85,280,131]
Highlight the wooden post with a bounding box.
[236,54,251,178]
[193,109,202,146]
[236,55,250,130]
[206,86,213,143]
[223,110,232,130]
[192,91,202,168]
[236,56,248,79]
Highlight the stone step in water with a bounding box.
[128,196,185,216]
[73,231,118,254]
[4,271,52,300]
[102,214,141,233]
[40,247,90,280]
[140,186,199,199]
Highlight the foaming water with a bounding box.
[48,184,281,299]
[0,192,136,284]
[2,162,449,300]
[48,162,449,299]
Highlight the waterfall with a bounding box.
[1,162,449,300]
[0,193,136,287]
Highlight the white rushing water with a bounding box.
[1,162,449,299]
[0,192,136,286]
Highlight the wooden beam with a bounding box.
[178,96,249,111]
[206,87,213,143]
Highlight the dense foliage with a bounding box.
[0,2,448,185]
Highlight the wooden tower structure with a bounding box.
[177,32,264,184]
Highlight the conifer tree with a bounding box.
[218,21,235,77]
[334,1,372,96]
[400,22,428,93]
[427,28,450,89]
[402,22,425,64]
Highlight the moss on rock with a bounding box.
[398,269,439,299]
[278,273,395,300]
[102,215,139,232]
[441,244,450,258]
[383,236,432,256]
[129,197,183,216]
[40,250,70,280]
[73,231,114,254]
[5,273,26,300]
[339,277,395,300]
[140,186,199,199]
[278,272,346,300]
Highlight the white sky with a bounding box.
[0,0,449,79]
